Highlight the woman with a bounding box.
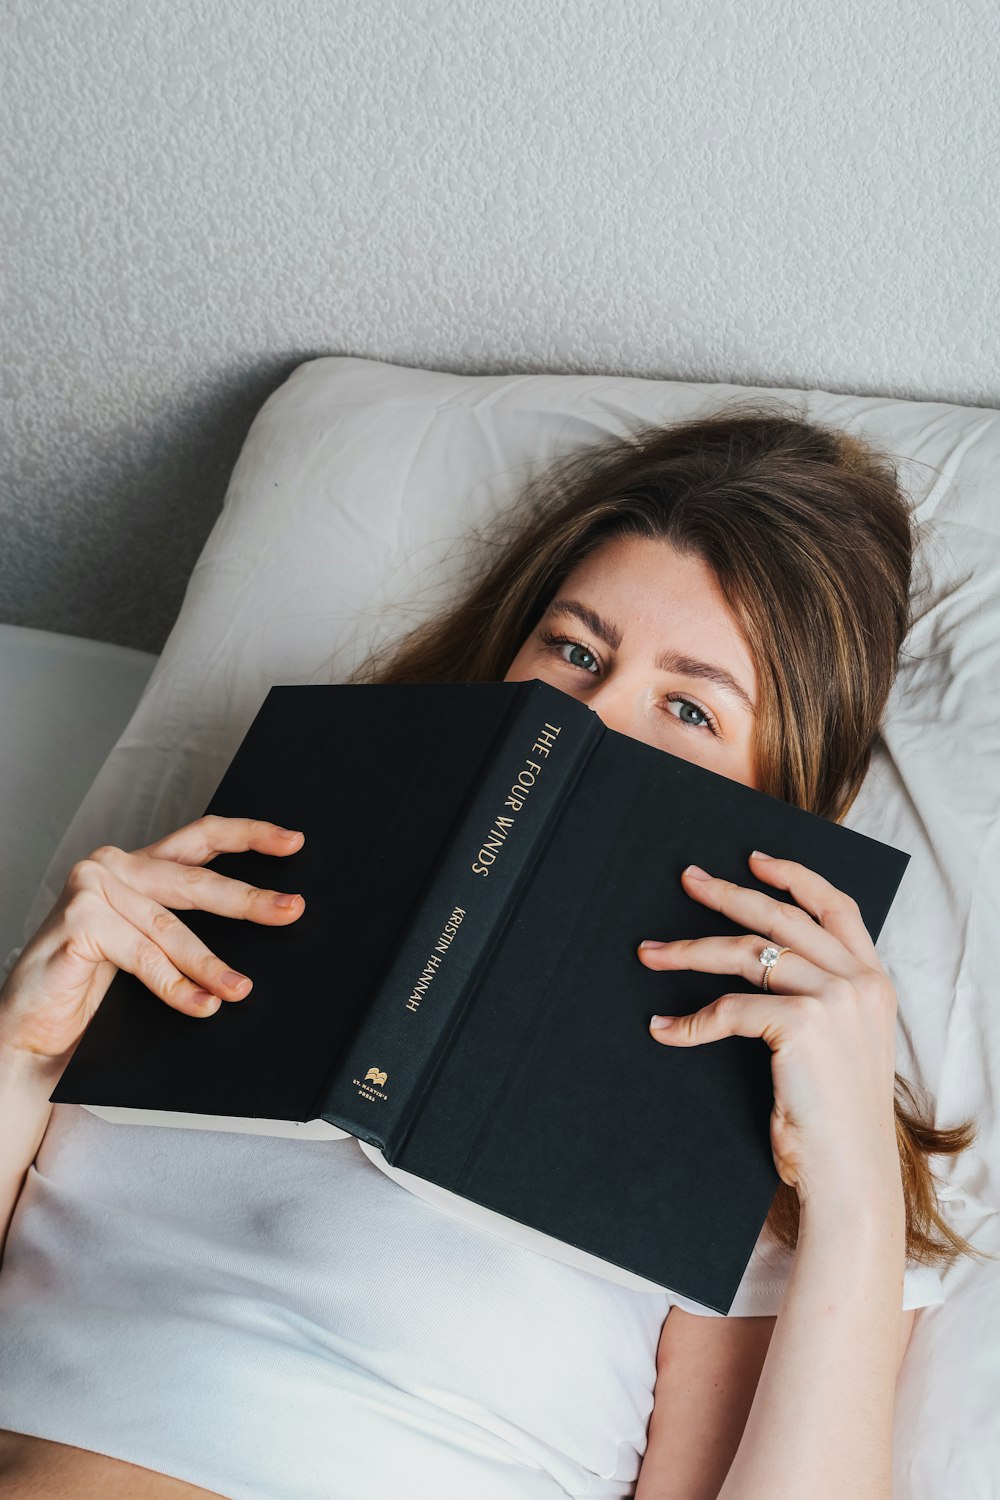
[0,401,982,1500]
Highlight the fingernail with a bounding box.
[684,864,711,881]
[639,939,667,949]
[275,827,302,839]
[751,849,773,860]
[192,990,220,1012]
[650,1015,676,1028]
[222,970,249,991]
[272,892,300,908]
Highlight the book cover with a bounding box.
[52,679,910,1312]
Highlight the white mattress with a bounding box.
[0,624,157,963]
[4,357,999,1496]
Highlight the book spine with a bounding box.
[312,682,599,1155]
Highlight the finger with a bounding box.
[61,888,228,1018]
[134,816,305,867]
[745,851,880,963]
[678,860,869,974]
[97,868,256,1004]
[87,845,305,924]
[637,930,850,989]
[648,990,811,1049]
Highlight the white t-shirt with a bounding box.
[0,1105,945,1500]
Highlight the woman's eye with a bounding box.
[664,694,717,733]
[540,632,600,674]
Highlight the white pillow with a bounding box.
[8,356,1000,1497]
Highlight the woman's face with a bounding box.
[503,535,759,788]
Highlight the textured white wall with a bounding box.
[3,0,999,652]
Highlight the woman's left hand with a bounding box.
[637,850,901,1207]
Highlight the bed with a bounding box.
[4,356,998,1496]
[0,625,157,966]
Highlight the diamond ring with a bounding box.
[758,944,791,992]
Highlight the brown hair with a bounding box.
[347,396,984,1272]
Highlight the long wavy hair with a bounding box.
[346,396,983,1271]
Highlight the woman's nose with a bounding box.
[576,676,636,737]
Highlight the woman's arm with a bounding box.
[715,1165,906,1500]
[636,1312,778,1500]
[637,852,915,1499]
[0,817,307,1272]
[638,1182,911,1500]
[635,1295,915,1500]
[0,1043,61,1270]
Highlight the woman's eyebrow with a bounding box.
[546,597,756,714]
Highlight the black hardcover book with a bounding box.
[52,679,910,1313]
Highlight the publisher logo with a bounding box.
[352,1067,389,1102]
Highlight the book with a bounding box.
[51,679,910,1313]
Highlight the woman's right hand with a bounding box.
[0,816,306,1066]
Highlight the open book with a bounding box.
[52,679,910,1313]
